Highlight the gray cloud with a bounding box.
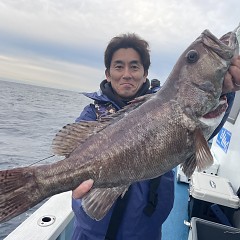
[0,0,239,91]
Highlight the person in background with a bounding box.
[72,33,240,240]
[150,78,161,93]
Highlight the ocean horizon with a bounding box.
[0,79,91,239]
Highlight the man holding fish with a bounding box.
[71,32,240,240]
[0,26,240,240]
[71,33,175,240]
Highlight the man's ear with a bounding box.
[143,71,148,82]
[105,69,111,82]
[144,70,148,78]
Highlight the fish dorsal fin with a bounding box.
[100,93,154,122]
[52,94,153,157]
[52,121,109,157]
[181,128,213,177]
[128,93,153,105]
[82,185,129,220]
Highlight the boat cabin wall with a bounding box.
[211,91,240,228]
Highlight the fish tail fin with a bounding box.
[0,167,41,223]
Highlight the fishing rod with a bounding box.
[28,154,55,167]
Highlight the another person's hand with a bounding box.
[222,55,240,94]
[72,179,94,199]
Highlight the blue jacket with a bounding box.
[72,91,175,240]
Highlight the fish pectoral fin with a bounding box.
[194,128,214,171]
[81,185,129,221]
[181,155,197,178]
[52,121,109,157]
[181,128,213,178]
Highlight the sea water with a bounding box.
[0,80,91,239]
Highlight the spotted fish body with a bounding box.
[0,27,239,223]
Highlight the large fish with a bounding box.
[0,27,239,223]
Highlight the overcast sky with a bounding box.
[0,0,239,92]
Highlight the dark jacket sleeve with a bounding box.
[208,92,235,140]
[75,103,97,122]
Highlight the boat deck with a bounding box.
[162,171,190,240]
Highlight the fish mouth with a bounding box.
[203,95,228,119]
[199,96,228,127]
[199,96,228,128]
[202,29,238,60]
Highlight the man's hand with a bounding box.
[72,179,94,199]
[222,55,240,94]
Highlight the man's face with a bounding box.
[105,48,147,99]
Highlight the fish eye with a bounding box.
[186,50,199,63]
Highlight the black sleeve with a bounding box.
[208,92,236,140]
